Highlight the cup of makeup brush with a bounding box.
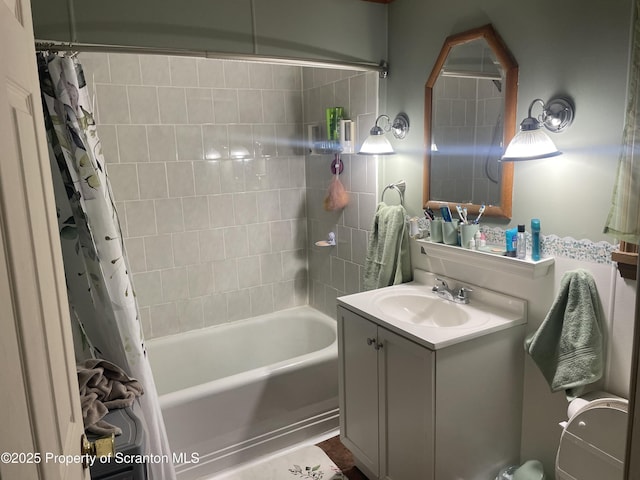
[442,219,460,245]
[460,223,479,249]
[429,218,443,243]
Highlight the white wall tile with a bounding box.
[238,89,264,123]
[257,190,281,222]
[249,63,273,89]
[176,298,204,331]
[219,157,246,193]
[202,293,228,326]
[170,57,199,87]
[149,303,179,337]
[233,192,258,225]
[237,257,261,289]
[158,87,188,124]
[173,231,200,267]
[212,89,239,124]
[273,65,301,91]
[97,125,119,163]
[109,53,141,85]
[247,223,272,255]
[176,125,204,161]
[197,58,225,88]
[124,237,146,273]
[249,285,274,316]
[91,54,326,339]
[79,52,111,84]
[182,196,210,231]
[185,88,214,124]
[224,61,250,88]
[270,220,293,251]
[193,161,222,195]
[161,267,189,301]
[155,198,184,233]
[144,234,174,270]
[208,194,235,227]
[262,90,285,124]
[127,86,160,125]
[166,162,196,197]
[147,125,177,162]
[203,125,229,159]
[226,289,251,321]
[198,229,225,262]
[273,280,295,311]
[107,163,139,200]
[117,125,150,163]
[214,258,239,292]
[138,163,168,199]
[140,55,171,86]
[132,271,163,306]
[260,252,283,283]
[223,225,249,258]
[96,84,130,124]
[125,200,157,237]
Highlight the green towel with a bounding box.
[525,269,604,399]
[363,202,412,291]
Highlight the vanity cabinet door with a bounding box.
[338,306,380,478]
[378,327,435,480]
[338,306,436,480]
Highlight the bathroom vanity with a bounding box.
[337,270,527,480]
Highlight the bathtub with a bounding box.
[146,306,339,479]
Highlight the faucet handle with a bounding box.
[456,286,473,303]
[435,277,449,289]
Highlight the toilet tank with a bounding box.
[555,397,628,480]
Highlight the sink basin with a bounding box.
[338,270,526,349]
[375,293,469,326]
[373,291,473,327]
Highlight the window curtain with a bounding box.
[38,52,176,480]
[604,0,640,245]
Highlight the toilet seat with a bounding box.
[555,397,628,480]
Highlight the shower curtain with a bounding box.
[604,0,640,244]
[38,53,176,480]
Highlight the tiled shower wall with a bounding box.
[303,69,379,317]
[81,52,308,339]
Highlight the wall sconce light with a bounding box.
[501,96,575,161]
[358,113,410,155]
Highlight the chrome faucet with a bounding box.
[432,278,472,304]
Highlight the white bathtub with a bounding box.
[147,306,339,479]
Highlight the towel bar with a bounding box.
[381,180,406,205]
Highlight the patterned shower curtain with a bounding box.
[604,0,640,244]
[38,52,176,480]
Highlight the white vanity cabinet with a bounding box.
[337,304,525,480]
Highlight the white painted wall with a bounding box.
[383,0,632,242]
[30,0,388,65]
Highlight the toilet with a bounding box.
[555,393,628,480]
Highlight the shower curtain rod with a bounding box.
[34,39,389,77]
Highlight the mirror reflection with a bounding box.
[424,25,518,219]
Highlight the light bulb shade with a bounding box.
[501,121,562,161]
[358,133,395,155]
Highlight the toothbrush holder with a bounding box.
[442,219,460,245]
[429,218,443,243]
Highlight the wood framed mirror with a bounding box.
[424,24,518,220]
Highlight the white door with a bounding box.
[0,0,88,479]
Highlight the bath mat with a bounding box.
[215,445,347,480]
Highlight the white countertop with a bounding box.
[337,269,527,350]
